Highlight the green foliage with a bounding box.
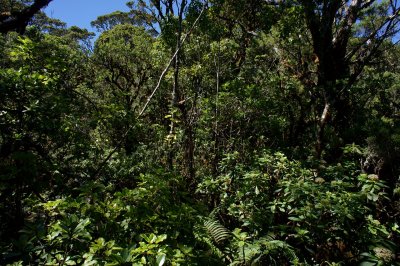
[4,172,203,265]
[2,1,400,265]
[197,150,399,264]
[194,215,298,265]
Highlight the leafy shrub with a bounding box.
[3,173,203,265]
[197,150,400,264]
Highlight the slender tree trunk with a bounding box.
[167,0,195,184]
[212,41,221,176]
[167,35,181,171]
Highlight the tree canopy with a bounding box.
[1,0,400,265]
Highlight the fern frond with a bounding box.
[193,216,232,260]
[193,224,219,257]
[204,219,232,244]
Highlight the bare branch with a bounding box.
[345,5,400,62]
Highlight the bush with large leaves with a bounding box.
[196,150,399,264]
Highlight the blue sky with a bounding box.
[44,0,130,32]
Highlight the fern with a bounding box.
[193,216,232,260]
[193,215,298,265]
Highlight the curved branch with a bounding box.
[0,0,53,34]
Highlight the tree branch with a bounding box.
[0,0,53,34]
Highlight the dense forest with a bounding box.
[1,0,400,265]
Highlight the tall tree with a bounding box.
[295,0,400,158]
[93,24,155,155]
